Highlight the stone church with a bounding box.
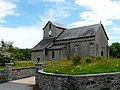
[31,21,109,60]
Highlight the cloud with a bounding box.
[0,0,69,48]
[70,0,120,27]
[0,25,43,48]
[28,0,65,5]
[0,0,43,48]
[39,7,69,25]
[0,0,17,23]
[42,0,65,3]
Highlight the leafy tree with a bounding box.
[0,39,31,65]
[0,40,14,65]
[109,42,120,58]
[12,48,31,60]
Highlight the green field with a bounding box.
[43,57,120,75]
[13,60,35,68]
[0,60,35,70]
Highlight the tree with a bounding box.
[0,39,31,66]
[0,40,14,65]
[12,48,31,60]
[109,42,120,58]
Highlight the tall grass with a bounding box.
[13,60,35,68]
[43,58,120,75]
[0,60,35,70]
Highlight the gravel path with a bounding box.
[0,76,35,90]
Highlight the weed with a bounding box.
[72,55,81,66]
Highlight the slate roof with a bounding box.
[32,22,109,51]
[51,21,67,29]
[43,21,67,30]
[32,38,55,51]
[48,45,65,50]
[56,24,101,41]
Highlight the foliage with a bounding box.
[13,61,34,68]
[0,40,31,66]
[0,60,34,69]
[12,48,31,60]
[0,40,13,66]
[85,57,93,63]
[43,57,120,75]
[109,42,120,58]
[66,56,71,61]
[71,55,81,66]
[96,56,103,61]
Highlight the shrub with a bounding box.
[66,56,71,61]
[85,57,93,63]
[96,56,103,61]
[0,51,12,66]
[72,55,81,66]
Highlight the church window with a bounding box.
[89,42,94,56]
[49,24,51,29]
[52,51,54,58]
[45,48,48,56]
[101,51,103,56]
[74,45,79,55]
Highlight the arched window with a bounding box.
[74,45,79,55]
[89,42,94,56]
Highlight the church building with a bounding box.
[31,21,109,60]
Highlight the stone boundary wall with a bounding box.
[37,70,120,90]
[12,67,35,80]
[0,70,8,83]
[0,66,35,83]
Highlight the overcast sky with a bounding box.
[0,0,120,48]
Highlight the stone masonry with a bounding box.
[0,63,35,83]
[37,70,120,90]
[0,70,8,83]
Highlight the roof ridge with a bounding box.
[50,21,67,29]
[68,23,101,30]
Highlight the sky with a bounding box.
[0,0,120,48]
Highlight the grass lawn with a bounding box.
[43,57,120,75]
[13,60,35,68]
[0,60,35,70]
[0,66,5,70]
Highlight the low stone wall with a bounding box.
[0,66,35,83]
[0,70,8,83]
[37,70,120,90]
[12,67,35,80]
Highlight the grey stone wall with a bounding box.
[31,51,43,61]
[37,70,120,90]
[95,26,109,57]
[12,67,35,80]
[0,70,8,83]
[0,66,35,83]
[43,21,64,38]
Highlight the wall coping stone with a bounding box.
[38,70,120,77]
[12,66,35,70]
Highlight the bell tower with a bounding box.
[43,21,66,38]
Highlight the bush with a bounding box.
[72,55,81,66]
[85,57,93,63]
[96,56,103,61]
[66,56,71,61]
[0,51,12,66]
